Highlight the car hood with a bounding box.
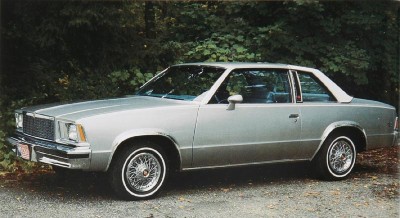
[21,96,198,121]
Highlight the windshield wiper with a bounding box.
[162,96,185,100]
[161,88,175,99]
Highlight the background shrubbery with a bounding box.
[0,1,398,171]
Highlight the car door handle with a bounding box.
[289,114,299,119]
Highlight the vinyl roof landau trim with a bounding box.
[173,62,353,103]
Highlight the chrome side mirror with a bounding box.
[227,95,243,110]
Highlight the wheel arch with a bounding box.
[311,121,367,161]
[106,130,182,172]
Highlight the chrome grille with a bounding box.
[23,113,55,140]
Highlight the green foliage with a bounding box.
[185,33,261,62]
[0,97,41,171]
[109,68,154,94]
[0,0,398,171]
[0,128,13,171]
[223,73,247,96]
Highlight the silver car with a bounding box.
[7,63,398,200]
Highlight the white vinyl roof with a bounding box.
[174,62,353,103]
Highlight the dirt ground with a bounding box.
[0,146,398,217]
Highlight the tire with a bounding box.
[109,141,168,200]
[314,134,356,180]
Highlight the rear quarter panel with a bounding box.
[299,101,396,159]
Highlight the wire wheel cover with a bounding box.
[328,139,354,174]
[125,152,161,192]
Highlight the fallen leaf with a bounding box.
[330,191,341,195]
[221,188,229,192]
[304,191,320,197]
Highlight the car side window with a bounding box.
[210,69,292,104]
[297,72,336,102]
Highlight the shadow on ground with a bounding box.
[0,146,398,200]
[1,162,313,201]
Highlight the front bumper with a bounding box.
[7,132,91,169]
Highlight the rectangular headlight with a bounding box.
[15,113,23,129]
[59,121,86,142]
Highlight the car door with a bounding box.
[192,68,302,168]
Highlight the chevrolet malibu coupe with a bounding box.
[8,63,398,200]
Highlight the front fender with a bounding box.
[105,128,182,170]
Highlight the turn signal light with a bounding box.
[77,124,87,142]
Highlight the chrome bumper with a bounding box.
[7,132,91,169]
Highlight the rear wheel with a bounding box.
[314,134,356,180]
[109,142,168,200]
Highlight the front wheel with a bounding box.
[109,142,168,200]
[314,135,356,180]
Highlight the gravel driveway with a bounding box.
[0,146,398,218]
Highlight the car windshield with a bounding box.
[136,66,225,101]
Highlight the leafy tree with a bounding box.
[0,0,398,171]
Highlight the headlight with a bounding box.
[68,124,78,141]
[59,121,86,142]
[15,113,23,129]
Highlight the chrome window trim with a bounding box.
[291,70,303,103]
[288,70,297,103]
[296,70,338,103]
[204,67,295,105]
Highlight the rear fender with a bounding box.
[311,121,367,160]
